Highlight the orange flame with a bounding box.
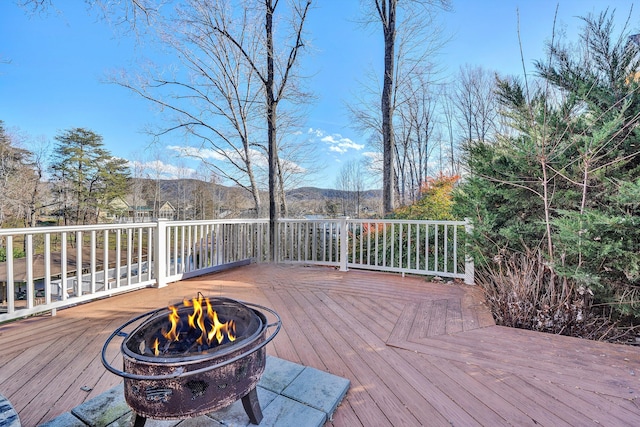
[153,295,237,356]
[162,306,181,341]
[206,298,236,344]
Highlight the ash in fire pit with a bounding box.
[102,296,281,426]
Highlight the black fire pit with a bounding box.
[102,296,281,426]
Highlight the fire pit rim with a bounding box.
[101,299,281,382]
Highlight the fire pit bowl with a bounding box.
[102,297,281,425]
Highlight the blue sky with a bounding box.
[1,1,638,188]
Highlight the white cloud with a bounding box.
[165,144,306,176]
[329,145,347,154]
[320,135,336,143]
[128,160,196,179]
[167,145,225,161]
[339,139,365,151]
[313,131,364,155]
[308,128,324,138]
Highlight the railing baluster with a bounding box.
[415,224,420,271]
[188,225,193,272]
[147,226,153,281]
[297,222,302,261]
[103,230,109,290]
[435,224,439,274]
[45,233,51,306]
[90,230,96,294]
[391,224,396,268]
[76,231,83,297]
[379,224,384,266]
[312,222,317,262]
[204,224,209,267]
[425,225,429,272]
[115,230,121,289]
[126,228,133,282]
[26,234,34,309]
[453,225,458,275]
[405,224,410,270]
[180,225,185,273]
[6,236,14,313]
[138,227,143,281]
[375,223,379,266]
[444,224,448,273]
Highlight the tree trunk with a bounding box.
[276,153,288,217]
[266,0,278,261]
[381,0,397,215]
[246,164,262,217]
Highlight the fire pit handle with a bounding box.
[101,301,282,381]
[102,308,189,380]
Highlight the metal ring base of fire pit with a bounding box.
[102,298,281,425]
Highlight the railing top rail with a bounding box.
[345,218,468,225]
[277,218,339,224]
[0,217,469,237]
[167,218,269,226]
[277,218,468,225]
[0,221,158,236]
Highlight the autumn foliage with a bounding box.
[391,174,460,220]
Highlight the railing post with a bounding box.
[339,217,349,272]
[154,219,168,288]
[464,219,475,285]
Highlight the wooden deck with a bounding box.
[1,264,639,426]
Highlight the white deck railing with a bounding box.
[0,218,472,322]
[277,218,473,282]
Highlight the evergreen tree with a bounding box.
[454,9,640,323]
[50,128,130,225]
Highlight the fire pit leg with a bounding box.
[241,387,263,425]
[132,413,147,427]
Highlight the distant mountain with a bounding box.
[286,187,381,200]
[126,178,382,217]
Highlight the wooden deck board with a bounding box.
[300,288,430,426]
[0,264,639,426]
[433,357,539,426]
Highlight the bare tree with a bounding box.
[454,64,499,145]
[24,136,49,227]
[192,167,220,219]
[17,0,160,28]
[335,160,366,217]
[357,0,449,215]
[114,1,267,216]
[394,73,440,204]
[205,0,312,259]
[0,124,51,227]
[438,83,460,175]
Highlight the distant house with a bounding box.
[131,204,154,221]
[105,197,131,222]
[153,201,176,220]
[106,199,176,222]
